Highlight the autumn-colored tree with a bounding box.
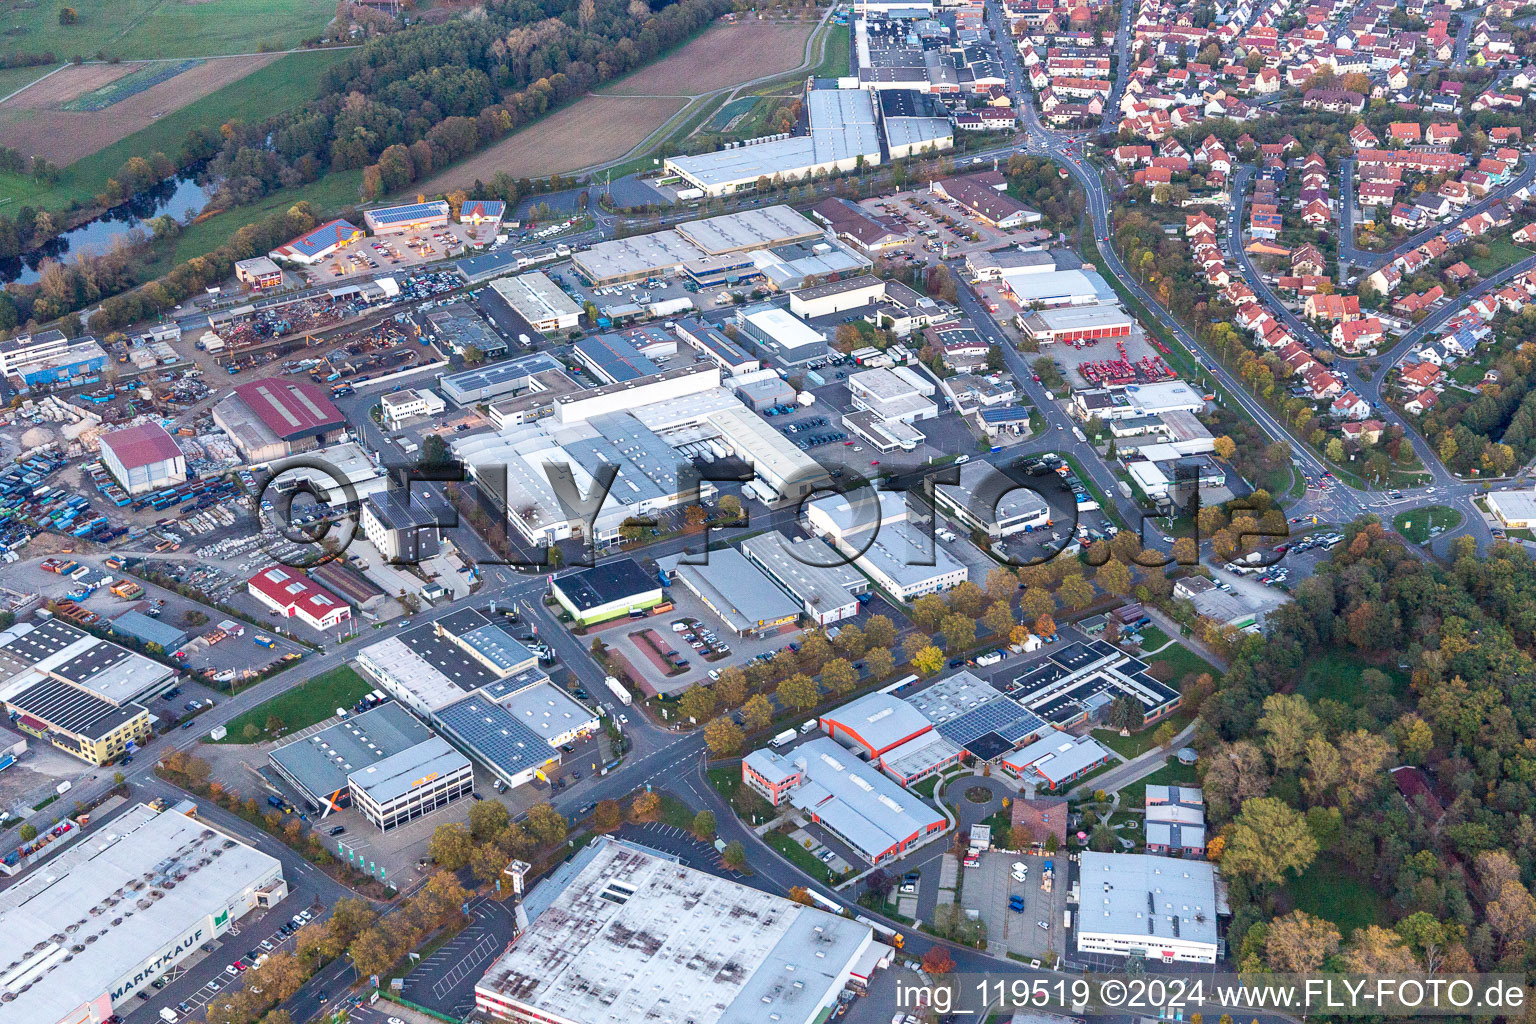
[679,684,717,722]
[864,614,897,650]
[1058,573,1095,610]
[835,624,867,659]
[778,673,820,711]
[788,886,815,905]
[913,645,945,675]
[631,790,660,821]
[941,613,975,651]
[983,600,1015,637]
[704,715,745,757]
[1034,613,1056,637]
[1097,558,1133,596]
[1020,586,1057,620]
[594,799,622,832]
[1212,435,1237,460]
[742,693,774,730]
[468,798,510,842]
[985,566,1019,602]
[525,803,567,847]
[865,647,895,679]
[922,945,956,975]
[902,632,932,662]
[822,658,858,695]
[1221,797,1317,885]
[347,925,398,980]
[428,822,473,870]
[911,593,948,632]
[1265,910,1340,972]
[716,668,749,709]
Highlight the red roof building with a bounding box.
[98,422,188,496]
[248,566,352,631]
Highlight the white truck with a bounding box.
[604,675,633,706]
[771,729,796,748]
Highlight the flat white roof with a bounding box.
[1077,851,1218,948]
[0,805,281,1024]
[745,306,825,349]
[491,272,582,324]
[477,836,872,1024]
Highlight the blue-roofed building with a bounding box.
[459,199,506,229]
[110,610,187,651]
[269,219,364,265]
[573,331,662,383]
[364,200,451,235]
[435,696,559,789]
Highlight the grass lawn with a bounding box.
[0,49,348,213]
[911,774,941,799]
[1467,236,1532,277]
[1392,505,1462,544]
[1288,858,1388,937]
[1135,623,1172,650]
[1093,707,1195,759]
[1117,756,1200,806]
[1141,642,1221,687]
[211,664,371,742]
[766,830,838,884]
[1297,650,1408,706]
[0,0,335,62]
[0,63,57,101]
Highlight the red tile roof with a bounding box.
[100,422,183,470]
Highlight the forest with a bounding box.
[1199,522,1536,977]
[1409,307,1536,478]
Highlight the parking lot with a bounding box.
[871,189,1022,256]
[961,849,1068,961]
[596,586,802,697]
[544,263,739,317]
[399,895,518,1019]
[300,224,478,286]
[617,820,749,881]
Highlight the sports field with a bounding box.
[0,55,280,167]
[416,94,688,190]
[0,0,336,61]
[600,19,815,96]
[0,49,347,209]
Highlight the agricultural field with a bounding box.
[416,94,688,190]
[0,62,60,102]
[698,94,798,141]
[0,49,345,209]
[0,0,336,62]
[0,53,281,167]
[599,19,815,96]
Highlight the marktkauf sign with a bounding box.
[110,923,206,1001]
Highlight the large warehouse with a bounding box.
[269,702,449,815]
[0,802,287,1024]
[98,421,187,496]
[572,206,823,285]
[476,836,881,1024]
[268,218,364,264]
[1075,852,1220,963]
[665,89,886,197]
[212,378,347,462]
[1020,304,1135,344]
[656,547,801,637]
[490,272,583,333]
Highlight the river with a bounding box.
[0,171,215,287]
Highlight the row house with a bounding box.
[1394,285,1445,315]
[1305,293,1362,320]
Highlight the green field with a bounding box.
[0,63,57,102]
[1288,858,1388,938]
[0,0,336,62]
[1093,707,1196,759]
[0,49,348,212]
[1467,235,1532,277]
[1117,756,1200,806]
[766,830,839,884]
[1140,641,1221,687]
[1392,505,1462,544]
[212,664,371,742]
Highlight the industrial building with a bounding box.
[739,532,868,625]
[903,670,1050,764]
[847,365,938,423]
[805,490,968,599]
[554,363,721,424]
[741,737,947,863]
[551,559,666,626]
[1021,304,1135,344]
[475,836,882,1024]
[0,330,108,389]
[1486,487,1536,528]
[572,206,823,285]
[247,566,352,632]
[1075,852,1221,963]
[361,489,443,563]
[666,89,886,197]
[420,303,509,360]
[212,378,347,462]
[453,406,718,547]
[656,547,801,636]
[363,200,451,236]
[380,386,446,429]
[574,328,671,383]
[491,273,584,333]
[268,218,364,264]
[933,461,1051,540]
[349,736,476,832]
[235,256,284,290]
[356,608,596,789]
[1001,268,1114,308]
[966,248,1056,281]
[268,702,452,818]
[0,616,173,765]
[674,317,760,374]
[789,275,887,318]
[97,421,188,496]
[438,351,570,406]
[930,175,1042,229]
[110,610,187,652]
[0,802,287,1024]
[737,304,828,364]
